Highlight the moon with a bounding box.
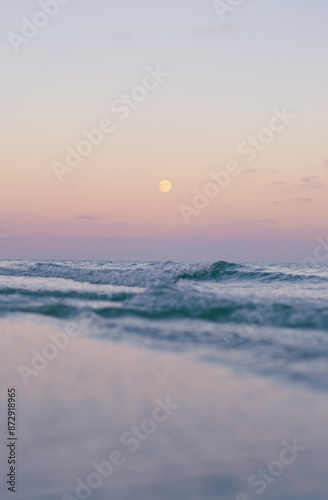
[159,180,172,193]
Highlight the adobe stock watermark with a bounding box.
[302,236,328,265]
[17,322,80,386]
[236,439,307,500]
[7,0,72,55]
[52,65,169,182]
[61,397,179,500]
[179,106,296,224]
[213,0,244,22]
[223,310,262,354]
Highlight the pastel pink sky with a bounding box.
[1,0,328,260]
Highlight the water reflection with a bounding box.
[0,317,327,500]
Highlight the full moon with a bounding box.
[159,180,172,193]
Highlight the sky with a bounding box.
[1,0,328,261]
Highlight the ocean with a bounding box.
[0,260,327,499]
